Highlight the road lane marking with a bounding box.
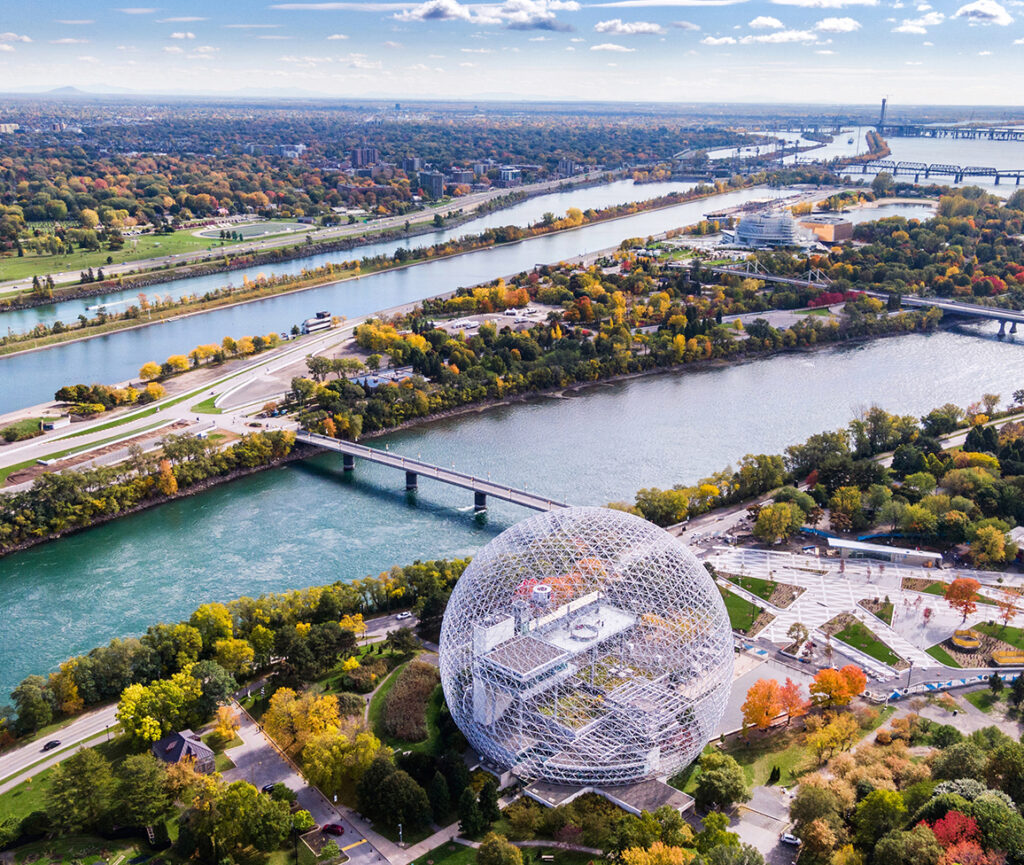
[341,840,368,851]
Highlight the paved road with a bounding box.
[0,702,118,789]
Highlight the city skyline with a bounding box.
[0,0,1022,104]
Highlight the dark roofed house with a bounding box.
[151,729,216,774]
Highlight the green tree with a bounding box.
[46,748,116,833]
[116,753,172,828]
[357,755,396,818]
[932,741,986,781]
[459,786,485,836]
[695,751,750,810]
[427,770,451,822]
[378,770,432,831]
[479,777,501,824]
[11,675,53,735]
[477,832,523,865]
[753,502,803,545]
[872,826,942,865]
[853,790,906,848]
[696,811,740,855]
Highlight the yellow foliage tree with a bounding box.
[621,842,696,865]
[139,362,162,381]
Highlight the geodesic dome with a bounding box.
[439,506,733,787]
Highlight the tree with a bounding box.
[116,753,172,828]
[696,811,740,855]
[378,770,432,831]
[753,502,804,544]
[705,844,763,865]
[479,777,501,823]
[477,832,524,865]
[695,751,750,810]
[810,667,857,707]
[971,527,1011,567]
[989,672,1004,694]
[46,747,116,833]
[358,755,396,818]
[214,638,255,675]
[806,713,859,763]
[12,675,53,735]
[932,742,986,781]
[621,842,696,865]
[787,622,809,651]
[873,826,942,865]
[984,740,1024,805]
[214,705,240,742]
[853,789,906,848]
[139,361,162,381]
[945,578,981,623]
[157,459,178,496]
[779,677,810,724]
[741,678,782,731]
[427,770,451,822]
[459,786,485,836]
[303,726,386,799]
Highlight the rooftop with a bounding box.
[827,537,943,560]
[485,634,569,677]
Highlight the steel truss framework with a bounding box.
[439,507,734,786]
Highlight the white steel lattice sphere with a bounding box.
[439,506,733,787]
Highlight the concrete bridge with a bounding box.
[878,124,1024,142]
[869,293,1024,334]
[792,156,1024,185]
[296,432,568,512]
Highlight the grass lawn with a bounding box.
[191,396,223,414]
[0,417,43,441]
[719,586,761,633]
[975,622,1024,651]
[724,574,778,603]
[965,689,1002,713]
[926,644,962,667]
[834,621,902,666]
[201,731,243,772]
[921,581,995,606]
[9,835,145,865]
[871,602,894,626]
[797,308,834,317]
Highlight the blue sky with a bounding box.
[0,0,1021,103]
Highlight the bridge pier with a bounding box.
[1012,322,1018,335]
[999,320,1007,336]
[405,471,418,491]
[474,491,487,512]
[343,453,355,471]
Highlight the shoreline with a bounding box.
[0,173,619,307]
[0,181,756,361]
[0,321,941,561]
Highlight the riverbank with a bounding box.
[0,179,755,359]
[0,174,618,309]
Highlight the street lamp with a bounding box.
[906,659,914,691]
[398,823,403,846]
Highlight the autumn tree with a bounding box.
[753,502,804,544]
[998,590,1018,630]
[139,361,162,381]
[621,841,696,865]
[779,677,811,724]
[157,459,178,496]
[742,678,782,731]
[945,578,981,623]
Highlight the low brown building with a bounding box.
[799,216,854,243]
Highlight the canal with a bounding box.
[2,321,1024,696]
[1,184,778,415]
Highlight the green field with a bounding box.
[926,644,962,667]
[871,602,894,626]
[834,620,902,666]
[965,689,1002,713]
[975,622,1024,651]
[724,574,778,603]
[719,586,761,633]
[0,417,43,442]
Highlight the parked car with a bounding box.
[261,783,278,794]
[780,833,802,847]
[322,824,345,836]
[396,611,412,620]
[41,740,61,752]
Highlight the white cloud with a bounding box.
[169,31,196,38]
[0,32,32,42]
[50,37,89,44]
[272,2,414,8]
[459,60,477,65]
[749,14,783,26]
[163,45,184,53]
[772,0,876,7]
[327,32,349,38]
[892,9,942,30]
[395,0,484,22]
[461,46,493,50]
[740,27,815,39]
[344,52,382,67]
[0,44,13,52]
[384,39,403,45]
[672,18,701,27]
[701,33,737,42]
[954,0,1013,24]
[593,0,745,7]
[591,40,636,48]
[815,14,860,28]
[78,55,99,62]
[395,0,578,29]
[117,7,158,13]
[192,45,218,53]
[595,16,665,31]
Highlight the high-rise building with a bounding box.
[419,171,445,199]
[350,146,380,167]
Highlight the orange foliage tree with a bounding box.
[945,577,982,623]
[809,665,866,707]
[741,678,782,731]
[779,677,811,724]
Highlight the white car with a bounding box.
[396,611,412,620]
[780,833,802,847]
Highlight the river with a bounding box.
[1,185,780,415]
[1,179,702,333]
[2,321,1024,697]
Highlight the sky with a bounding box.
[0,0,1022,104]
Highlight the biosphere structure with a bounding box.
[438,506,733,787]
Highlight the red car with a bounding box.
[322,824,345,836]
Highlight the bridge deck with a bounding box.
[296,432,568,511]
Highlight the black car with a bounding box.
[261,783,278,794]
[41,740,61,751]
